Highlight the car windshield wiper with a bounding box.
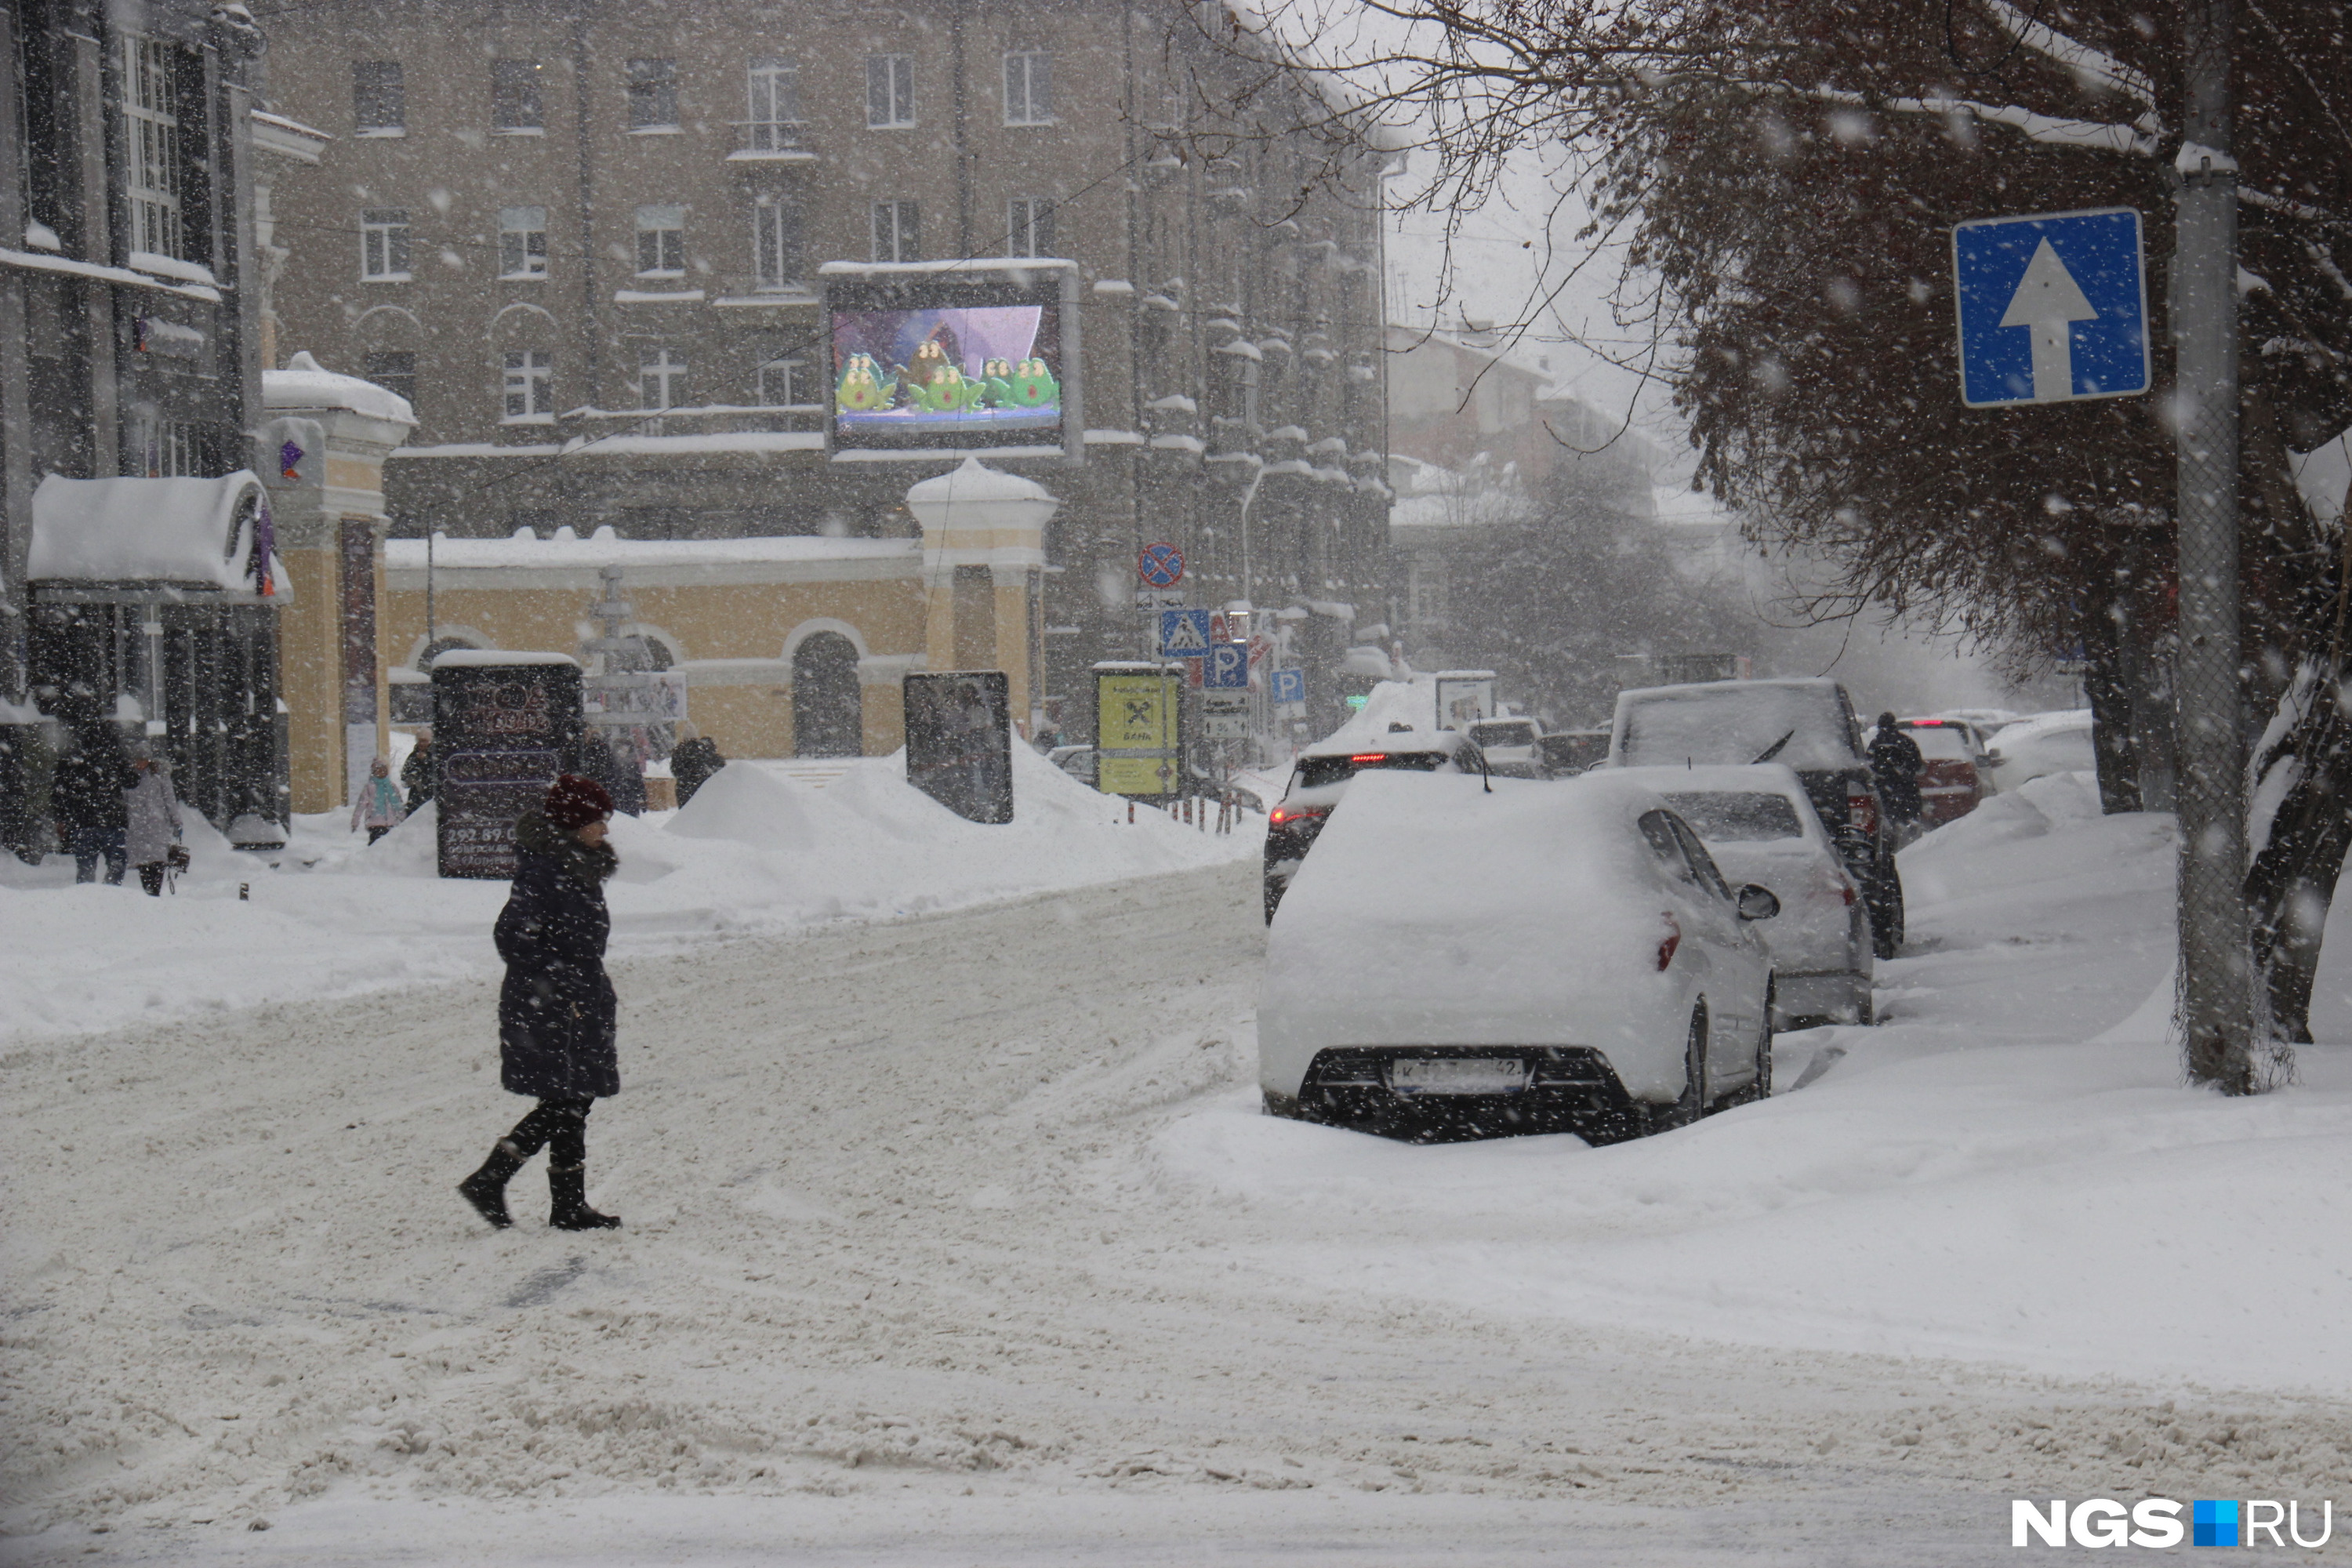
[1751,729,1796,764]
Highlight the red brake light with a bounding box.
[1349,753,1388,764]
[1657,912,1681,971]
[1909,718,1948,726]
[1269,806,1327,827]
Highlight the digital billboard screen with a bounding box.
[822,263,1076,455]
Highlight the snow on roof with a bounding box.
[430,649,579,669]
[263,351,415,426]
[383,528,917,572]
[817,257,1076,277]
[903,457,1062,524]
[29,470,291,597]
[1652,482,1734,529]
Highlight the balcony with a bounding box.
[727,122,817,163]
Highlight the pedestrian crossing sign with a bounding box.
[1158,608,1211,658]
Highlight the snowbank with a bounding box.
[0,746,1256,1047]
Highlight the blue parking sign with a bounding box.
[1204,643,1250,690]
[1951,207,2149,408]
[1269,667,1305,706]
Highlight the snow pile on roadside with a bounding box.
[0,744,1256,1047]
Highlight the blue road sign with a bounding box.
[1204,642,1250,690]
[1269,667,1306,706]
[1951,207,2149,408]
[1138,542,1185,587]
[1157,608,1211,658]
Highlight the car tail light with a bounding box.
[1349,753,1388,764]
[1848,791,1878,837]
[1269,805,1327,828]
[1657,912,1682,971]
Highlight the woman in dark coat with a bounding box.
[457,774,624,1231]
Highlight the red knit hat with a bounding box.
[543,774,615,830]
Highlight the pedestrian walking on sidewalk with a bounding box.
[122,752,183,896]
[401,728,437,815]
[458,774,624,1232]
[350,756,407,844]
[669,722,725,808]
[53,730,135,884]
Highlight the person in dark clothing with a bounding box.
[1867,712,1926,836]
[401,729,436,815]
[457,774,624,1232]
[51,733,136,884]
[583,732,646,817]
[669,723,725,808]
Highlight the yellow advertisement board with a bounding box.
[1095,669,1178,795]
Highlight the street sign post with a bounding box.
[1203,642,1250,691]
[1951,208,2151,408]
[1157,608,1210,659]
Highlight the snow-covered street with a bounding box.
[10,776,2352,1564]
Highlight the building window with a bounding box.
[361,209,411,280]
[492,60,543,132]
[499,205,547,277]
[1006,196,1055,257]
[634,205,684,275]
[753,193,803,289]
[364,350,416,408]
[503,350,550,419]
[872,199,919,263]
[626,58,678,131]
[129,408,203,477]
[353,60,405,134]
[120,35,184,260]
[1004,51,1052,125]
[757,358,811,408]
[640,347,687,412]
[866,54,913,128]
[746,57,801,151]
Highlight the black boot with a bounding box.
[549,1162,620,1230]
[458,1139,528,1229]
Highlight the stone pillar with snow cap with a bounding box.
[903,458,1058,735]
[260,350,416,813]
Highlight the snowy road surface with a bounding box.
[11,777,2352,1564]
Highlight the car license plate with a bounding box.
[1389,1058,1528,1094]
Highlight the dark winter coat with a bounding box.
[1867,728,1926,822]
[52,751,135,833]
[494,811,621,1099]
[670,736,725,807]
[401,742,436,813]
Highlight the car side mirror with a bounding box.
[1735,884,1781,921]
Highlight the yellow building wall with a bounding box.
[276,548,343,815]
[378,575,927,760]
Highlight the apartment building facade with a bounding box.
[0,0,295,844]
[261,0,1394,747]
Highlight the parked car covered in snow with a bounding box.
[1467,717,1544,779]
[1617,764,1871,1028]
[1984,710,2096,789]
[1610,677,1904,957]
[1895,717,1991,826]
[1259,769,1780,1142]
[1538,728,1611,777]
[1261,728,1486,922]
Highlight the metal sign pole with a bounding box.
[2172,0,2254,1091]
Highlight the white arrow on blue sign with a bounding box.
[1204,643,1250,690]
[1158,608,1210,658]
[1951,206,2150,408]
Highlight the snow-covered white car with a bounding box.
[1261,728,1485,922]
[1467,717,1544,779]
[1617,764,1871,1028]
[1258,769,1781,1142]
[1984,710,2096,789]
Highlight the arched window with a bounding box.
[791,632,862,757]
